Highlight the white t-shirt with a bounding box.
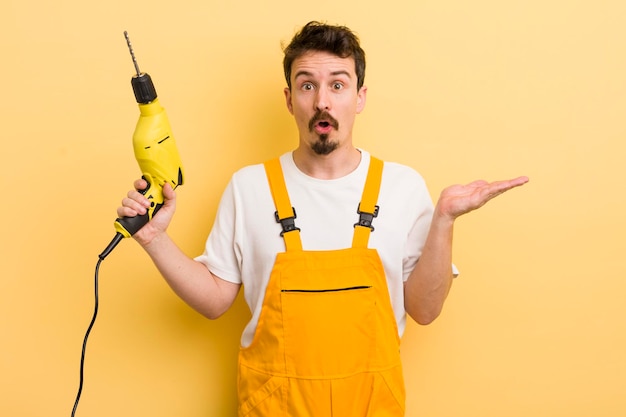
[195,150,436,347]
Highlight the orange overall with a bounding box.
[237,157,405,416]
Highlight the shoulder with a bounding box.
[231,162,266,182]
[362,150,424,183]
[373,157,434,212]
[381,160,426,185]
[376,157,429,197]
[227,161,271,196]
[230,152,292,185]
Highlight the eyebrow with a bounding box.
[294,69,353,81]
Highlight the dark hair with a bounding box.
[283,21,366,90]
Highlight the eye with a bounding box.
[301,82,314,91]
[332,82,344,90]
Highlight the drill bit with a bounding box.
[124,31,141,76]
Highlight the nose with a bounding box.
[314,88,330,111]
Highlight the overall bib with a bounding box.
[237,157,406,417]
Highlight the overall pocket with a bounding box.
[280,272,377,377]
[238,364,286,417]
[366,366,406,416]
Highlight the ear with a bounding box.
[356,85,367,114]
[284,87,294,115]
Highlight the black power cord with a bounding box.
[72,232,124,417]
[71,234,122,416]
[71,257,102,416]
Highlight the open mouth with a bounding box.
[309,112,339,133]
[314,121,333,135]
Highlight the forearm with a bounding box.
[404,211,455,325]
[141,232,240,319]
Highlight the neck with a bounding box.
[292,146,362,180]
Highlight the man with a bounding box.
[118,21,528,416]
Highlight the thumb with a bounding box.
[162,182,177,201]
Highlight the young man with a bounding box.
[118,21,528,417]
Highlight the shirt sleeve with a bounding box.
[401,170,460,281]
[194,178,243,284]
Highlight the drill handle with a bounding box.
[113,176,164,238]
[101,177,164,260]
[114,210,155,237]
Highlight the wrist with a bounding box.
[135,226,167,249]
[433,204,457,227]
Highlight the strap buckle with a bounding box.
[354,204,379,231]
[275,208,300,236]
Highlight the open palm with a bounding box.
[437,176,529,220]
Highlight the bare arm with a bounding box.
[404,176,529,325]
[118,179,240,319]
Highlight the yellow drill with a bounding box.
[100,32,184,259]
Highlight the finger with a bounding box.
[127,188,152,206]
[511,175,530,186]
[477,176,529,204]
[122,190,151,213]
[134,178,148,191]
[126,194,149,211]
[490,176,529,193]
[465,179,489,188]
[117,200,145,217]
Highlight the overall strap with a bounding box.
[264,158,303,251]
[352,156,384,248]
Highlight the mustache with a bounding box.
[308,111,339,131]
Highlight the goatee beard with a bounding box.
[308,110,339,155]
[311,134,338,155]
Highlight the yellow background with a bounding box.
[3,0,625,416]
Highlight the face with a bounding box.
[284,51,367,155]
